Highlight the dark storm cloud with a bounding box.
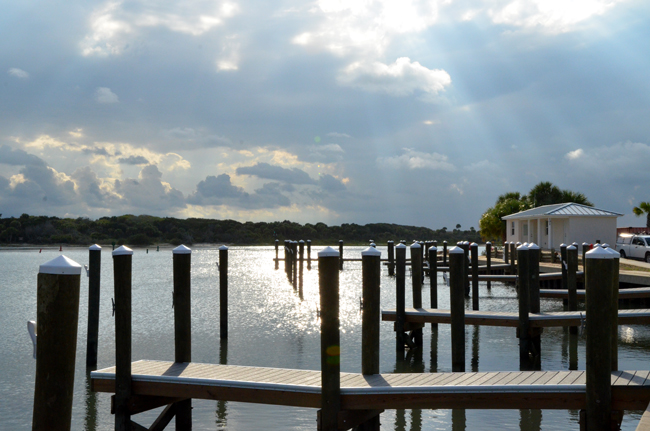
[0,145,46,166]
[188,174,290,209]
[118,155,149,165]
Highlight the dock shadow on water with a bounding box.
[84,368,98,431]
[216,338,228,429]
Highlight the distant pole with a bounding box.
[567,245,578,334]
[443,241,448,265]
[510,242,517,274]
[582,242,589,272]
[449,247,465,372]
[560,244,568,308]
[517,244,531,370]
[86,244,101,367]
[319,246,340,431]
[486,242,492,290]
[284,240,290,279]
[428,246,438,332]
[470,243,479,310]
[585,247,616,431]
[112,246,133,431]
[307,240,312,270]
[173,244,192,430]
[395,243,406,356]
[339,240,344,271]
[275,239,279,270]
[504,241,510,264]
[33,255,82,431]
[462,241,470,297]
[411,242,423,347]
[299,240,305,298]
[219,246,228,339]
[387,241,395,276]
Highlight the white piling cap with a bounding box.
[299,240,304,244]
[113,245,133,256]
[411,242,421,249]
[605,247,620,258]
[362,247,381,257]
[567,245,576,250]
[89,244,102,251]
[528,243,540,250]
[586,246,615,259]
[219,245,229,251]
[449,246,464,254]
[396,243,406,249]
[517,243,529,251]
[307,239,311,242]
[172,244,192,254]
[516,242,522,246]
[594,243,603,248]
[583,242,590,245]
[39,255,82,275]
[560,243,566,248]
[470,242,478,247]
[388,240,394,243]
[523,242,529,247]
[602,243,610,248]
[486,241,492,245]
[319,246,339,257]
[429,246,437,252]
[370,243,376,248]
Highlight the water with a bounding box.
[1,245,648,430]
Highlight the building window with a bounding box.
[511,221,515,235]
[523,223,528,236]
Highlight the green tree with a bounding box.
[633,202,650,229]
[479,194,530,242]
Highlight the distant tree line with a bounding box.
[0,213,482,246]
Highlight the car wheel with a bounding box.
[619,250,626,258]
[646,253,650,263]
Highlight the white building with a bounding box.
[502,203,622,250]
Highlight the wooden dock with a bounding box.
[90,360,650,411]
[539,287,650,300]
[381,308,650,327]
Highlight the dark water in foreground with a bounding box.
[1,245,649,430]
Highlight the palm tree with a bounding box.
[633,202,650,229]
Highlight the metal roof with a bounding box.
[502,203,623,220]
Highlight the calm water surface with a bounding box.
[1,245,649,430]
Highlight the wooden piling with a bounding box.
[387,241,395,276]
[582,242,589,272]
[567,245,578,335]
[173,245,193,429]
[33,255,82,431]
[529,243,541,368]
[339,240,344,271]
[307,240,312,270]
[443,241,448,265]
[607,246,620,371]
[275,239,279,270]
[292,241,298,290]
[284,240,291,279]
[362,246,381,375]
[486,242,492,290]
[112,246,133,431]
[428,246,438,331]
[299,240,305,298]
[510,243,517,274]
[504,241,510,264]
[517,244,531,370]
[219,245,228,339]
[585,247,616,431]
[411,242,423,347]
[470,243,479,310]
[395,243,406,356]
[319,246,341,431]
[86,244,101,367]
[449,246,465,372]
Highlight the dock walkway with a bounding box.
[381,308,650,327]
[91,360,650,411]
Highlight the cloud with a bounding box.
[188,174,291,209]
[318,174,346,192]
[114,165,185,210]
[338,57,451,102]
[118,155,150,165]
[297,144,345,163]
[8,68,29,79]
[377,149,457,171]
[236,162,317,184]
[565,148,584,160]
[327,132,351,138]
[0,145,46,166]
[95,87,119,104]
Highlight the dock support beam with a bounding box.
[395,243,407,356]
[411,242,423,347]
[113,246,133,431]
[87,244,102,367]
[219,246,228,339]
[428,246,438,332]
[584,246,619,431]
[319,247,340,431]
[387,241,395,276]
[517,244,532,370]
[33,255,82,431]
[449,246,465,372]
[173,245,192,430]
[470,243,479,310]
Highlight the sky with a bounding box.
[2,0,650,230]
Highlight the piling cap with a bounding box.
[299,240,304,244]
[39,255,82,275]
[307,239,311,243]
[396,243,406,249]
[583,242,590,245]
[470,242,478,247]
[516,242,522,246]
[486,241,491,245]
[89,244,102,251]
[522,242,528,247]
[429,246,437,252]
[172,244,192,254]
[602,243,610,248]
[361,246,381,257]
[517,243,529,251]
[605,247,620,257]
[112,245,133,256]
[560,243,567,248]
[586,246,615,259]
[449,246,464,254]
[319,246,339,257]
[567,245,576,250]
[219,245,229,251]
[411,242,421,249]
[572,242,579,246]
[528,243,540,250]
[388,240,394,244]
